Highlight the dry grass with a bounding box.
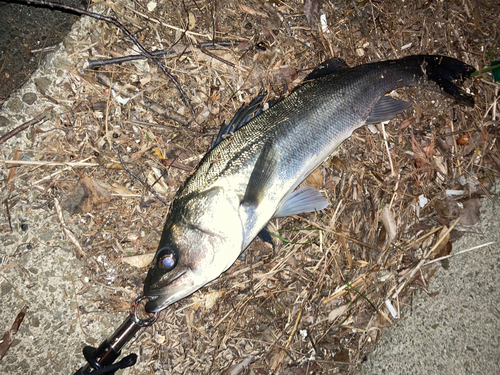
[2,0,499,374]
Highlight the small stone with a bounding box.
[6,97,23,112]
[0,115,9,128]
[34,77,51,94]
[22,92,37,105]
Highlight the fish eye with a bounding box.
[158,248,178,271]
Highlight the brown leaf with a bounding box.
[238,3,268,18]
[62,175,111,214]
[333,348,350,362]
[0,305,28,361]
[380,207,397,249]
[262,26,275,44]
[431,226,450,258]
[306,167,323,188]
[303,0,319,26]
[330,156,345,170]
[459,198,481,225]
[266,347,285,371]
[275,67,299,83]
[433,197,460,219]
[456,133,471,146]
[6,149,20,184]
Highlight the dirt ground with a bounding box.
[0,0,499,374]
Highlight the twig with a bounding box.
[3,198,13,231]
[54,198,86,257]
[71,278,88,336]
[4,160,98,167]
[0,113,47,144]
[392,218,460,299]
[424,241,495,265]
[115,145,168,206]
[322,271,373,304]
[31,157,96,186]
[381,122,396,177]
[87,41,236,68]
[198,43,236,68]
[10,0,194,113]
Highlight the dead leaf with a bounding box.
[266,347,285,371]
[431,226,450,258]
[0,305,28,361]
[459,198,481,225]
[328,304,348,322]
[120,252,155,268]
[306,167,323,188]
[333,348,350,362]
[111,183,136,195]
[433,197,460,219]
[303,0,319,26]
[380,207,397,249]
[262,26,275,44]
[274,67,299,83]
[188,12,196,31]
[62,175,111,214]
[6,149,20,184]
[238,3,268,18]
[456,133,470,146]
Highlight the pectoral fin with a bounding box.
[273,186,329,218]
[242,141,278,207]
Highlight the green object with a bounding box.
[492,61,500,96]
[491,61,500,82]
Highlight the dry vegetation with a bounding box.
[2,0,499,374]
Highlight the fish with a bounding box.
[143,55,475,313]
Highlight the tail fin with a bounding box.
[403,55,475,107]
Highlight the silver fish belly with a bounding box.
[143,55,474,313]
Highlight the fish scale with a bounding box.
[143,55,474,313]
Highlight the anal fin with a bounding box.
[273,186,329,218]
[366,96,412,124]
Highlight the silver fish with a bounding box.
[143,55,474,312]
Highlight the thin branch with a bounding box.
[87,41,236,68]
[116,145,168,207]
[0,113,47,144]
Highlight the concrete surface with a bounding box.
[360,191,500,375]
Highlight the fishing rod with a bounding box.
[73,296,158,375]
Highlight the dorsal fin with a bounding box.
[212,94,272,149]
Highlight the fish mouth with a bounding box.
[144,294,170,313]
[143,266,194,313]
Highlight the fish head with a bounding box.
[143,187,244,312]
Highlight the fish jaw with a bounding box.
[143,264,198,312]
[144,186,245,313]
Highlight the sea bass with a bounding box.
[143,55,474,313]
